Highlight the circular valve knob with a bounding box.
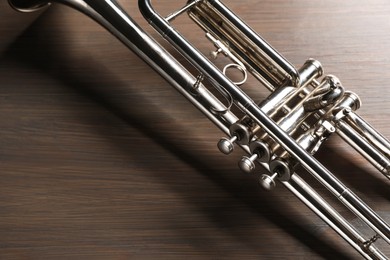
[259,172,278,191]
[217,135,238,155]
[238,140,270,174]
[238,154,258,173]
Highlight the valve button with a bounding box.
[238,154,258,173]
[259,172,278,191]
[217,135,238,155]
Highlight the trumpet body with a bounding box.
[3,0,390,259]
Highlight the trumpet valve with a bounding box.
[218,120,256,155]
[259,172,278,191]
[259,158,294,191]
[239,154,258,173]
[260,158,292,191]
[217,135,238,155]
[238,140,271,173]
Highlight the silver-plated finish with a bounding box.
[347,111,390,157]
[217,135,238,155]
[249,140,271,163]
[9,0,390,258]
[337,118,390,179]
[259,172,278,191]
[335,91,362,111]
[304,75,344,112]
[342,111,390,179]
[297,58,324,87]
[139,0,389,257]
[165,0,201,22]
[269,157,292,182]
[186,0,300,90]
[285,175,388,260]
[239,154,257,173]
[229,122,252,145]
[238,139,271,173]
[206,32,248,86]
[259,86,296,115]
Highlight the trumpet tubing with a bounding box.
[8,0,390,259]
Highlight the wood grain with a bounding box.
[0,1,389,259]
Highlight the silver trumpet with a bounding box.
[9,0,390,258]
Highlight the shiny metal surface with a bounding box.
[139,1,390,256]
[7,0,390,258]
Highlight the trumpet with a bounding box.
[8,0,389,258]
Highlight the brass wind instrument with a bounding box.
[8,0,390,258]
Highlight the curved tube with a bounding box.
[8,0,390,258]
[139,0,390,244]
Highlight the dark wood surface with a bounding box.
[0,1,389,259]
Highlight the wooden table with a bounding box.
[0,1,389,259]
